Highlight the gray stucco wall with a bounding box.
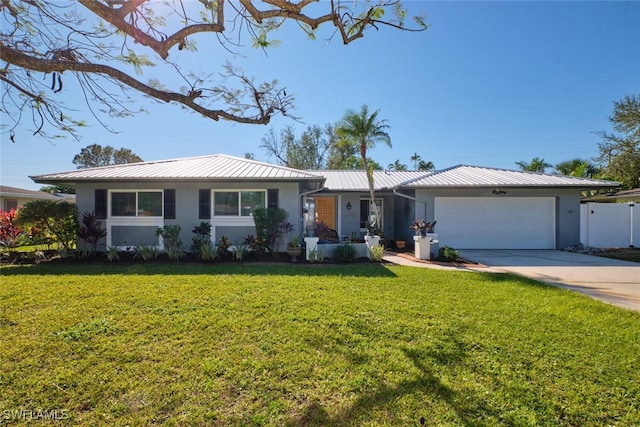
[75,180,302,251]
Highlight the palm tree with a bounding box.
[336,105,391,232]
[410,152,421,170]
[388,159,407,171]
[555,158,599,178]
[418,160,435,171]
[515,157,552,173]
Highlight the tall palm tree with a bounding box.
[515,157,552,173]
[336,105,391,231]
[410,152,421,170]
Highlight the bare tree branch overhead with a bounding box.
[0,0,426,141]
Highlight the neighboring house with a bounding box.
[30,154,619,251]
[0,185,66,211]
[582,187,640,203]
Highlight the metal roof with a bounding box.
[319,170,428,192]
[0,185,63,200]
[30,156,619,191]
[31,154,324,183]
[401,165,619,188]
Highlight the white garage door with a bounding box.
[434,197,555,249]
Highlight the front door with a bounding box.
[315,197,336,229]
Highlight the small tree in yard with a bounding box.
[252,207,289,254]
[0,208,23,255]
[16,201,78,255]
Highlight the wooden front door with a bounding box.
[315,197,336,229]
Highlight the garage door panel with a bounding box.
[435,197,555,249]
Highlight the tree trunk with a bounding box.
[361,143,380,234]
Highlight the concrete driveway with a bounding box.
[459,250,640,312]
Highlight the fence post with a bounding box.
[630,202,635,248]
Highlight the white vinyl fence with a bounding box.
[580,202,639,248]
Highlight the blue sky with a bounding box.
[1,1,639,190]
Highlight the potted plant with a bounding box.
[315,221,330,243]
[410,219,436,237]
[395,238,406,250]
[411,219,438,260]
[286,234,302,262]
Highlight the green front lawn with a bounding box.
[1,264,639,426]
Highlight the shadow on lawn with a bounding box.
[288,332,503,426]
[0,262,399,278]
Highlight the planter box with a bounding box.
[413,234,439,260]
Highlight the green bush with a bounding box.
[438,245,460,262]
[106,246,120,262]
[16,201,78,254]
[368,244,385,262]
[156,225,184,262]
[252,207,289,253]
[333,243,356,263]
[198,242,217,261]
[77,211,106,255]
[135,245,159,261]
[190,222,212,254]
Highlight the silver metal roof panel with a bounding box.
[31,154,324,182]
[402,165,619,188]
[319,170,428,191]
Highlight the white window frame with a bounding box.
[108,189,164,219]
[106,189,164,249]
[212,189,267,218]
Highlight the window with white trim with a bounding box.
[111,191,163,217]
[213,190,266,217]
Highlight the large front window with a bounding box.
[214,190,266,216]
[111,191,162,217]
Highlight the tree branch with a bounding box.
[0,43,290,124]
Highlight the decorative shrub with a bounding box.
[198,242,217,261]
[244,234,265,256]
[156,225,184,262]
[368,244,385,262]
[77,211,106,255]
[190,222,212,255]
[0,208,22,255]
[135,245,159,261]
[252,207,289,253]
[16,201,78,254]
[308,247,324,263]
[438,246,460,262]
[106,246,120,262]
[333,243,355,263]
[216,235,231,258]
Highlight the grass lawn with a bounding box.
[1,263,639,426]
